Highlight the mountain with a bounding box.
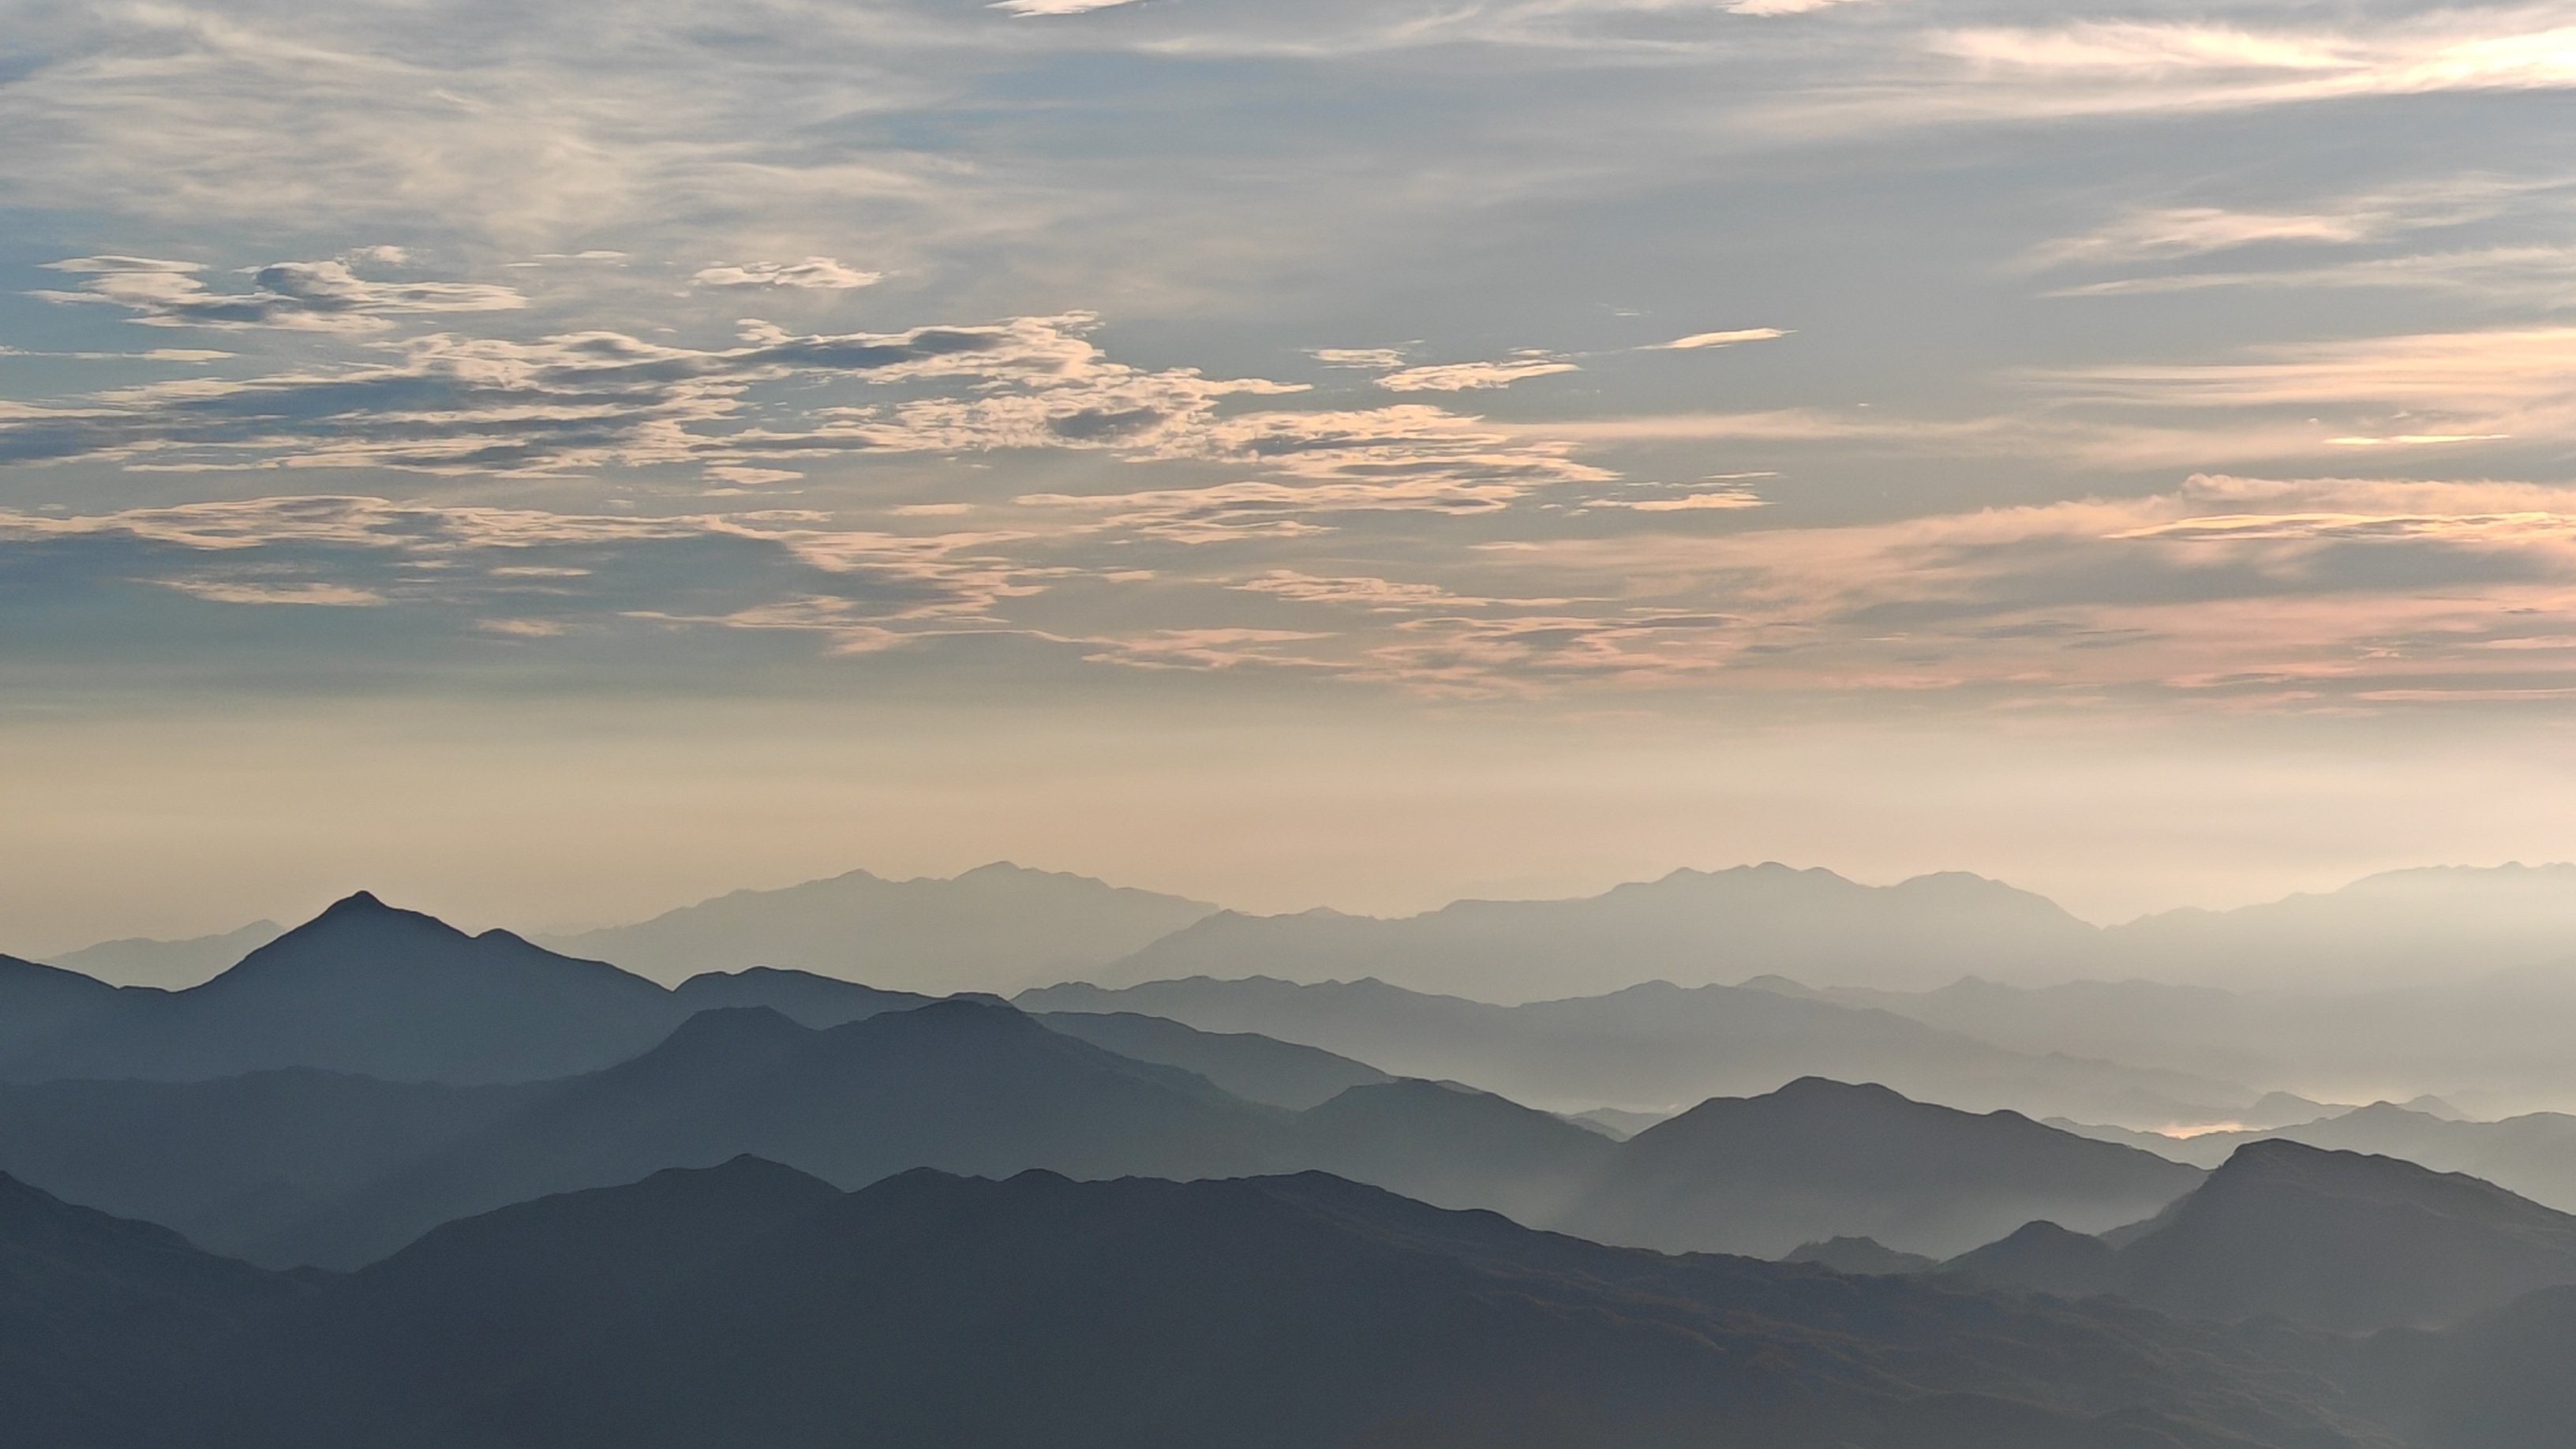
[1093,863,2099,998]
[1017,974,2253,1125]
[2054,1104,2576,1216]
[0,894,935,1085]
[1783,1236,1938,1275]
[537,861,1218,991]
[2106,863,2576,991]
[1291,1078,1614,1224]
[2115,1140,2576,1331]
[1764,968,2576,1118]
[0,950,124,1059]
[0,1069,540,1266]
[0,1171,300,1446]
[1941,1219,2123,1297]
[1037,1009,1394,1109]
[1559,1078,2204,1258]
[263,998,1297,1267]
[666,965,932,1026]
[47,919,285,989]
[175,1165,2424,1449]
[2,893,680,1084]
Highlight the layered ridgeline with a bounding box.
[1071,860,2576,998]
[0,992,2204,1270]
[6,1158,2533,1449]
[1863,1140,2576,1335]
[534,863,1217,992]
[2054,1103,2576,1215]
[1016,975,2255,1125]
[1769,969,2576,1124]
[0,893,938,1084]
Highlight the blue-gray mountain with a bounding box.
[2,1159,2545,1449]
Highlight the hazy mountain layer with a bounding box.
[2054,1105,2576,1215]
[1949,1141,2576,1333]
[538,862,1217,991]
[1035,1010,1393,1110]
[1094,863,2097,998]
[1018,974,2253,1126]
[1076,860,2576,1000]
[1767,972,2576,1117]
[44,920,286,990]
[1564,1077,2203,1258]
[0,1160,2461,1449]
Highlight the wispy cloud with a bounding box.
[693,258,883,290]
[38,255,523,331]
[1653,328,1788,350]
[1375,357,1579,391]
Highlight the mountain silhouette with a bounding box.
[215,1166,2415,1448]
[1782,1235,1938,1275]
[1940,1219,2123,1297]
[261,998,1296,1267]
[0,949,124,1059]
[0,1068,541,1264]
[2114,1139,2576,1331]
[1560,1077,2203,1257]
[0,894,937,1085]
[1292,1077,1614,1223]
[1091,863,2098,998]
[2065,1103,2576,1217]
[538,861,1216,991]
[1037,1009,1393,1109]
[1019,974,2251,1126]
[46,919,286,989]
[0,1171,299,1445]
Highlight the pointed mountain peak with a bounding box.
[321,889,392,915]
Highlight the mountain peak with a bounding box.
[321,889,391,915]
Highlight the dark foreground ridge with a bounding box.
[4,1157,2543,1449]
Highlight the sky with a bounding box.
[11,0,2576,949]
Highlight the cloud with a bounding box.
[38,255,525,331]
[1653,328,1787,350]
[1374,358,1579,391]
[1310,348,1410,369]
[0,495,1039,654]
[993,0,1145,14]
[692,258,883,290]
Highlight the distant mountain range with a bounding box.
[1017,974,2256,1125]
[6,1157,2522,1449]
[45,919,284,989]
[1079,860,2576,998]
[54,857,2576,1005]
[1762,969,2576,1117]
[534,862,1218,990]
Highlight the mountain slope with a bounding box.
[1038,1009,1393,1109]
[253,1166,2398,1449]
[2117,1140,2576,1331]
[265,999,1297,1267]
[0,895,939,1086]
[0,1070,542,1265]
[1018,974,2251,1125]
[539,861,1217,991]
[47,920,285,989]
[1293,1078,1615,1224]
[5,893,678,1084]
[1095,863,2099,998]
[0,1172,301,1446]
[0,950,125,1059]
[1561,1077,2203,1258]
